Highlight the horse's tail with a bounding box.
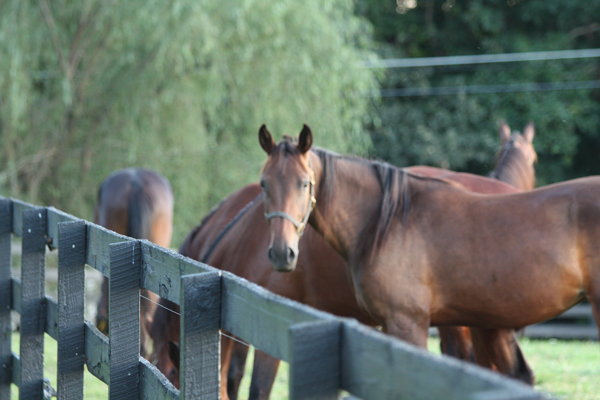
[127,172,153,240]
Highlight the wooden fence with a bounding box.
[0,196,550,400]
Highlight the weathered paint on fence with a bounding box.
[57,221,86,400]
[19,208,47,400]
[0,196,552,400]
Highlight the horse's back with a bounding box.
[179,183,262,260]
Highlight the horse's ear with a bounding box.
[523,122,535,143]
[259,124,276,155]
[297,124,313,154]
[499,121,511,143]
[168,341,180,367]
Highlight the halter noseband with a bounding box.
[264,159,316,237]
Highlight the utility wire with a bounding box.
[365,48,600,69]
[379,80,600,97]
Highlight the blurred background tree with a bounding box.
[2,0,600,244]
[356,0,600,184]
[0,0,377,244]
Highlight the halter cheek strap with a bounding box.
[264,161,316,237]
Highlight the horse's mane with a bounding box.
[312,148,411,256]
[489,135,536,191]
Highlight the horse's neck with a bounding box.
[309,153,385,263]
[491,149,534,191]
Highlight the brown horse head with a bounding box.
[491,121,537,190]
[259,124,315,271]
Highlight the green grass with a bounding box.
[8,334,599,399]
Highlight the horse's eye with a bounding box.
[260,180,266,190]
[303,181,309,189]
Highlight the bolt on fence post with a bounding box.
[180,271,222,399]
[20,208,47,400]
[0,199,12,400]
[288,319,342,400]
[57,221,86,400]
[109,240,141,400]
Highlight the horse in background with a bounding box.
[150,126,538,398]
[490,121,536,191]
[95,168,174,358]
[258,125,600,387]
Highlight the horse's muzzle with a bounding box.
[268,245,297,272]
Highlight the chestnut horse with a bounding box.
[258,125,600,378]
[150,129,537,397]
[95,168,174,357]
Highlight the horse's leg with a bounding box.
[383,312,429,349]
[140,289,159,359]
[470,328,534,385]
[96,277,109,334]
[248,349,280,400]
[227,341,250,400]
[220,334,234,400]
[437,326,475,362]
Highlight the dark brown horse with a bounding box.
[258,125,600,379]
[150,136,537,397]
[95,168,174,357]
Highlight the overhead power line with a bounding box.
[379,80,600,97]
[365,48,600,69]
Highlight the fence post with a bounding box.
[0,199,12,400]
[180,271,222,399]
[19,208,47,400]
[288,320,342,400]
[57,221,86,400]
[109,240,141,400]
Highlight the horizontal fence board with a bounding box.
[84,322,109,385]
[140,241,212,303]
[524,325,598,340]
[11,279,21,314]
[221,273,335,362]
[85,224,131,277]
[139,358,179,400]
[45,296,58,341]
[340,320,544,400]
[46,208,79,250]
[9,199,35,237]
[11,354,20,388]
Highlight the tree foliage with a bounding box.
[0,0,378,243]
[357,0,600,184]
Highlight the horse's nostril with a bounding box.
[287,247,295,263]
[268,247,275,262]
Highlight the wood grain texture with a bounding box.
[9,199,34,237]
[86,224,131,277]
[46,208,79,250]
[0,199,12,400]
[139,357,179,400]
[84,321,109,385]
[180,272,222,399]
[19,208,47,400]
[289,320,342,400]
[109,240,141,400]
[221,272,334,362]
[57,221,86,400]
[140,240,212,304]
[45,295,59,340]
[339,320,544,400]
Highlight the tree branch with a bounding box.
[37,0,69,77]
